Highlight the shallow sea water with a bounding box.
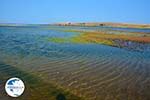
[0,26,150,100]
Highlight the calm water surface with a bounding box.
[0,26,150,100]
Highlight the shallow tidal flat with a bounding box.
[0,26,150,100]
[47,29,150,52]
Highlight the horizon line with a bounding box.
[0,22,150,25]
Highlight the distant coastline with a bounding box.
[54,22,150,29]
[0,22,150,29]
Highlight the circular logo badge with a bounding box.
[5,77,25,97]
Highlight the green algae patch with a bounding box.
[45,29,115,46]
[47,36,116,47]
[62,29,83,33]
[47,38,70,43]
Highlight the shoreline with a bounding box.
[53,22,150,29]
[0,22,150,29]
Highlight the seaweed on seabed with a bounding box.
[0,62,83,100]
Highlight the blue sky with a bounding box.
[0,0,149,24]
